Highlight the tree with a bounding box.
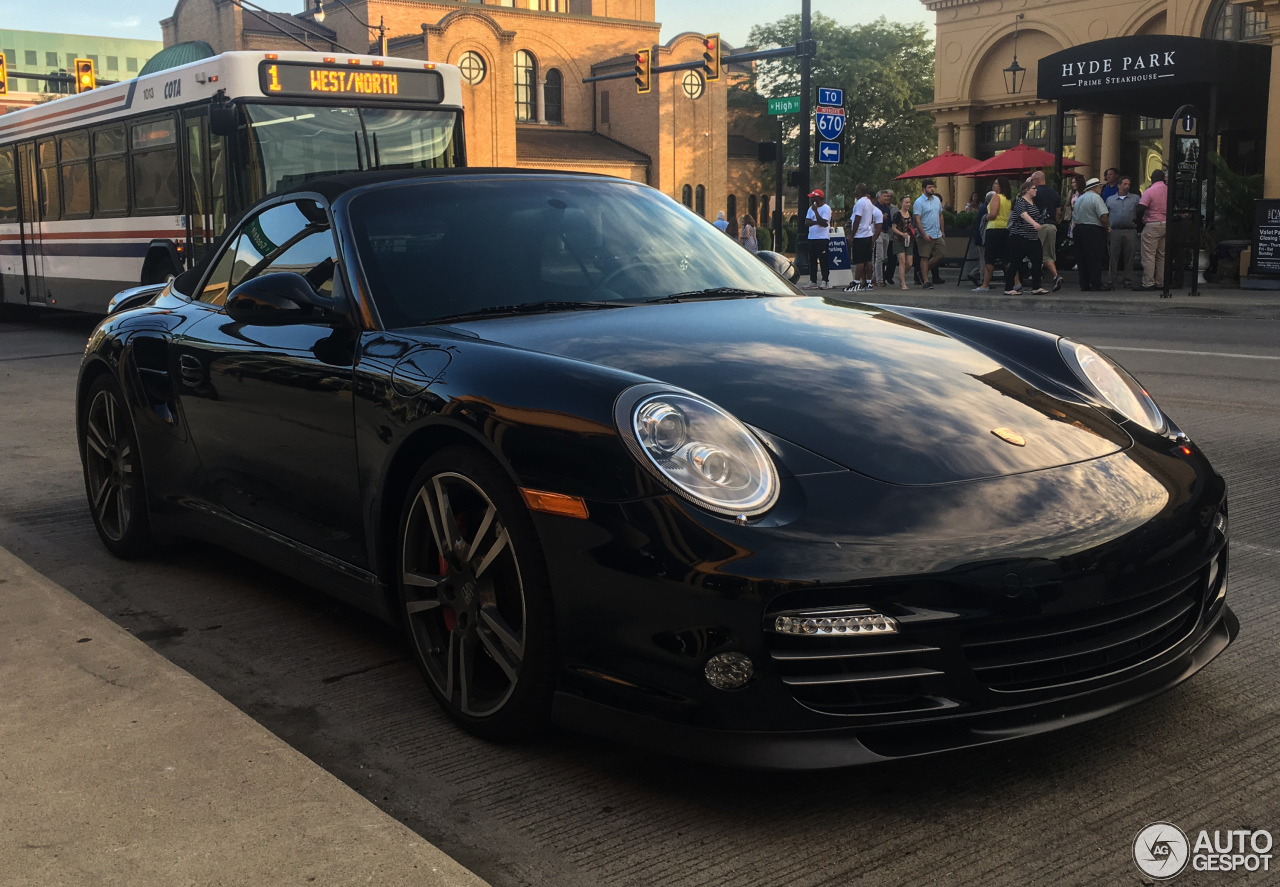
[746,14,935,208]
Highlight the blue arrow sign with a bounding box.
[818,87,844,107]
[818,140,841,164]
[816,112,845,141]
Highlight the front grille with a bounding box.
[766,633,956,716]
[962,572,1205,692]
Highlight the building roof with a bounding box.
[516,128,650,166]
[139,41,216,76]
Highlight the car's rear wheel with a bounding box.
[80,375,155,558]
[397,447,556,740]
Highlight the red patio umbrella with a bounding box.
[894,150,981,180]
[959,142,1084,178]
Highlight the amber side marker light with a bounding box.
[264,53,279,60]
[519,488,589,519]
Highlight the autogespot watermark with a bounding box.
[1133,821,1274,879]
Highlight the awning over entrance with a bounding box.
[1037,35,1270,117]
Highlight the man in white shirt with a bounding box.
[802,189,833,289]
[841,183,877,292]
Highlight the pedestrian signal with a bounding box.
[0,54,8,97]
[74,58,96,93]
[702,34,720,81]
[634,48,651,94]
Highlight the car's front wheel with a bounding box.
[80,374,155,558]
[397,447,556,741]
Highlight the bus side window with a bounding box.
[59,131,91,218]
[0,147,17,223]
[199,234,240,307]
[37,138,59,222]
[93,125,128,215]
[131,117,180,213]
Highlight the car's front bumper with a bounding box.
[552,604,1237,770]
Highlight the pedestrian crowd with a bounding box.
[788,181,949,292]
[970,166,1168,294]
[706,166,1168,296]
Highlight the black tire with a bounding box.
[80,374,155,558]
[396,446,557,741]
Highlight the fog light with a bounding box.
[773,609,898,636]
[705,652,753,690]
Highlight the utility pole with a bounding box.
[798,0,812,213]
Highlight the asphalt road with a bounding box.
[1,304,1277,887]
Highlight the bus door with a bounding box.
[182,109,228,269]
[15,141,45,305]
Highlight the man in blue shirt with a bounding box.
[713,211,729,233]
[912,180,944,290]
[1100,168,1120,202]
[1105,176,1140,289]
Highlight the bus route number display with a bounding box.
[260,62,443,102]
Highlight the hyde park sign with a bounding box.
[1037,35,1266,106]
[1057,49,1178,88]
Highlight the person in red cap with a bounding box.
[802,189,832,289]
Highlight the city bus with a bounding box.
[0,50,464,312]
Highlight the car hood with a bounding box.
[444,297,1130,485]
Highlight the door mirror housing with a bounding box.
[225,272,336,325]
[209,94,238,137]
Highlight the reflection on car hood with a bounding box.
[445,297,1130,485]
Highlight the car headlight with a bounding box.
[1059,339,1164,433]
[615,385,779,518]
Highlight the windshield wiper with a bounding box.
[426,300,627,325]
[640,288,778,304]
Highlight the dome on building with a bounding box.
[139,41,216,77]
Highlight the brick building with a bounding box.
[161,0,777,226]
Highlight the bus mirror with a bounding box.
[209,100,238,137]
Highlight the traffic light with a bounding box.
[74,58,96,93]
[0,54,7,97]
[702,34,720,81]
[634,48,651,94]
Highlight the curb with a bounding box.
[828,291,1280,319]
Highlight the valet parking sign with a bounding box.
[1133,822,1274,880]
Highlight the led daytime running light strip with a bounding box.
[774,612,899,636]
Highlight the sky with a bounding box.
[0,0,932,46]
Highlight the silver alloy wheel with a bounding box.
[401,471,527,718]
[83,389,135,542]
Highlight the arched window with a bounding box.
[681,185,693,208]
[695,185,706,218]
[544,68,563,124]
[747,194,758,222]
[760,195,770,227]
[515,50,537,121]
[1207,0,1268,40]
[726,194,737,225]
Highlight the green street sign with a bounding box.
[768,96,801,115]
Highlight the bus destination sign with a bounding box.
[260,61,443,102]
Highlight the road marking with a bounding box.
[1236,542,1280,559]
[0,352,84,362]
[1099,345,1280,361]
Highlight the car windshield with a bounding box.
[346,177,796,328]
[238,104,461,203]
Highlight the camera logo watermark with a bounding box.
[1134,822,1190,880]
[1134,822,1274,878]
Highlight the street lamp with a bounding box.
[312,0,388,56]
[1003,13,1026,95]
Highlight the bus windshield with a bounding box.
[238,103,461,202]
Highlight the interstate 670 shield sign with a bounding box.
[815,106,845,141]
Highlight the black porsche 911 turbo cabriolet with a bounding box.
[79,169,1236,769]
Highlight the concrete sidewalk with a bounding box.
[814,266,1280,319]
[0,544,488,887]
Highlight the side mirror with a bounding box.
[756,250,799,283]
[209,96,238,138]
[225,272,333,326]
